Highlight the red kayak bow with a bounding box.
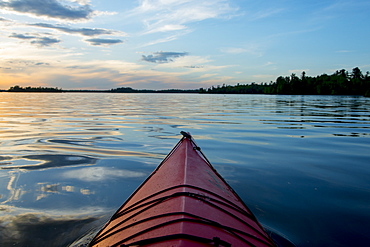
[89,132,276,247]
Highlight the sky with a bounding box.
[0,0,369,90]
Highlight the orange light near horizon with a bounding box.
[0,73,48,90]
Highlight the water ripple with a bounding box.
[0,155,97,170]
[0,93,369,247]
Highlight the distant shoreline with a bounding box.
[2,67,370,96]
[1,88,200,94]
[1,89,369,97]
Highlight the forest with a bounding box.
[4,67,370,96]
[203,67,370,96]
[7,85,63,92]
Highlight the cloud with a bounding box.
[0,0,94,21]
[146,24,187,34]
[221,47,249,54]
[85,38,124,46]
[318,0,370,16]
[248,8,285,21]
[131,0,237,36]
[9,33,35,39]
[34,62,49,66]
[142,51,188,63]
[0,17,10,21]
[30,23,117,36]
[155,55,211,70]
[221,44,264,57]
[9,32,61,46]
[140,31,191,47]
[184,65,204,69]
[199,73,217,78]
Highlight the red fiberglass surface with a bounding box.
[89,134,276,247]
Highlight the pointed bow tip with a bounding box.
[180,131,192,139]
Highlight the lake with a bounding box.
[0,93,369,247]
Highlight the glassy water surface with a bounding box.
[0,93,369,246]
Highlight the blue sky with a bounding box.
[0,0,369,90]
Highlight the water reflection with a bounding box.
[36,183,97,200]
[63,166,146,182]
[0,155,97,170]
[0,205,108,247]
[259,96,370,139]
[1,171,24,204]
[37,183,62,201]
[0,93,369,246]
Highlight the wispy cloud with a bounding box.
[145,24,187,34]
[140,30,191,47]
[268,27,322,40]
[248,8,285,21]
[9,32,60,46]
[131,0,237,36]
[29,36,60,46]
[199,73,217,78]
[320,0,370,14]
[4,21,126,47]
[142,51,188,63]
[184,65,204,69]
[221,47,248,54]
[9,33,35,39]
[221,44,264,57]
[30,23,119,36]
[85,38,124,46]
[264,62,274,66]
[155,55,212,69]
[309,0,370,25]
[0,0,95,21]
[0,16,10,21]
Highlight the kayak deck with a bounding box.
[89,133,276,247]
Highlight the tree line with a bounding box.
[203,67,370,96]
[8,85,63,92]
[4,67,370,96]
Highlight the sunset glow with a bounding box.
[1,0,369,90]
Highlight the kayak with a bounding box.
[89,132,276,247]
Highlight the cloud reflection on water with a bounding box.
[0,205,108,247]
[63,166,147,182]
[0,154,97,170]
[36,183,96,201]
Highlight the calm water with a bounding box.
[0,93,369,247]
